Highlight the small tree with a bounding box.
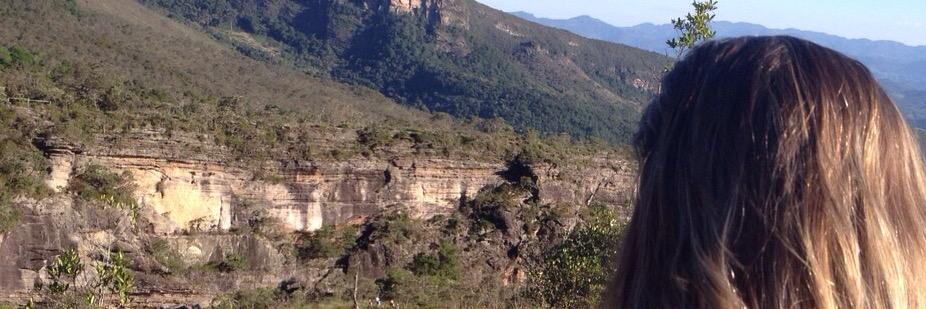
[96,251,134,306]
[67,164,140,221]
[40,248,135,308]
[527,204,625,308]
[407,242,460,280]
[666,0,719,58]
[46,249,84,295]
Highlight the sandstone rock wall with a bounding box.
[2,136,636,304]
[45,150,508,234]
[361,0,462,27]
[42,146,635,235]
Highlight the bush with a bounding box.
[467,183,530,237]
[1,46,38,68]
[294,226,357,261]
[0,47,12,68]
[96,85,125,112]
[0,205,20,235]
[97,251,134,306]
[205,253,248,273]
[527,204,626,308]
[47,248,84,294]
[356,126,393,150]
[513,129,555,165]
[145,238,187,274]
[210,287,321,309]
[406,242,459,280]
[211,288,278,309]
[0,106,50,234]
[362,211,419,245]
[369,242,467,307]
[375,267,414,301]
[373,267,521,308]
[68,164,139,218]
[40,248,135,308]
[471,183,525,211]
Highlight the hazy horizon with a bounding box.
[476,0,926,47]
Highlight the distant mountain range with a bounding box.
[512,12,926,128]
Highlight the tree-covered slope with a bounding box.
[0,0,437,128]
[1,0,596,170]
[140,0,670,143]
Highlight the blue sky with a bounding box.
[475,0,926,46]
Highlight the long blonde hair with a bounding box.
[607,36,926,308]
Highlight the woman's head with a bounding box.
[610,36,926,308]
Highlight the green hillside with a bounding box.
[0,0,617,199]
[140,0,669,143]
[0,0,433,126]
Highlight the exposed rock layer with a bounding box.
[0,135,635,304]
[38,134,634,235]
[46,151,509,234]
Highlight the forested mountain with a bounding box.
[512,12,926,127]
[0,0,436,126]
[139,0,670,143]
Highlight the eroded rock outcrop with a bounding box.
[36,133,634,236]
[44,152,506,234]
[0,133,635,305]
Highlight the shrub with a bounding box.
[527,204,626,308]
[96,85,125,112]
[47,248,84,294]
[375,267,414,301]
[369,242,468,307]
[406,242,459,280]
[363,211,419,245]
[68,164,139,218]
[374,267,514,308]
[210,287,321,309]
[513,129,555,165]
[294,225,357,261]
[0,47,12,68]
[7,46,38,68]
[96,251,134,306]
[205,253,248,273]
[356,126,393,150]
[42,248,136,307]
[0,106,51,234]
[466,183,529,237]
[145,238,187,274]
[245,209,287,239]
[0,205,20,235]
[471,183,525,211]
[211,288,277,309]
[217,96,241,110]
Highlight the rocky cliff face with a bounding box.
[386,0,431,12]
[0,132,635,305]
[365,0,461,27]
[37,132,634,235]
[43,149,504,235]
[363,0,438,16]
